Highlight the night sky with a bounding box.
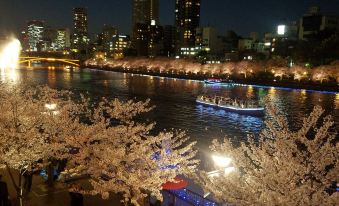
[0,0,338,38]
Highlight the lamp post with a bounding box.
[204,154,236,198]
[45,103,59,115]
[44,103,59,186]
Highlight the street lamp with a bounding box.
[212,155,232,168]
[204,154,236,198]
[207,154,235,177]
[45,103,59,115]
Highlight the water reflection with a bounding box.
[1,68,338,152]
[0,68,19,83]
[48,69,56,87]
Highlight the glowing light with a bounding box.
[0,38,21,82]
[212,155,232,168]
[277,25,286,35]
[0,39,21,70]
[45,103,57,110]
[224,167,236,175]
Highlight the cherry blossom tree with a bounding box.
[266,57,288,70]
[0,84,199,206]
[271,67,290,80]
[221,62,236,76]
[60,98,199,206]
[312,66,332,84]
[198,105,338,206]
[0,84,75,205]
[236,61,262,79]
[290,65,309,81]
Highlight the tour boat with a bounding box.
[204,78,234,85]
[196,95,264,116]
[204,78,222,84]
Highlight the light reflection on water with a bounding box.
[1,68,338,153]
[1,69,19,83]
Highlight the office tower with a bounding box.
[133,23,149,56]
[175,0,201,56]
[299,6,339,40]
[163,25,176,57]
[56,29,71,51]
[112,34,131,59]
[27,20,44,51]
[132,0,159,26]
[132,0,160,56]
[102,25,118,52]
[149,0,159,25]
[72,7,89,52]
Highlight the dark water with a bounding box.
[2,68,339,155]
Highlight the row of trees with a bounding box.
[0,84,198,205]
[85,57,339,84]
[0,84,338,205]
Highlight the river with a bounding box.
[1,68,338,157]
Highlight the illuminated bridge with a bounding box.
[19,57,80,67]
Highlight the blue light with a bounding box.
[167,189,220,206]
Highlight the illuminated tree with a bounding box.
[271,67,289,80]
[236,61,262,79]
[221,62,236,76]
[330,61,339,83]
[62,98,199,205]
[266,56,288,70]
[0,84,199,206]
[198,105,338,206]
[0,84,73,205]
[312,66,332,84]
[290,65,308,81]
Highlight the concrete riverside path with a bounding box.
[0,169,123,206]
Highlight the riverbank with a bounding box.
[85,65,339,93]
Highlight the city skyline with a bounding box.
[1,0,339,37]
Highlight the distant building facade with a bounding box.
[299,6,339,40]
[132,0,161,57]
[101,25,118,53]
[27,20,44,51]
[175,0,201,57]
[132,0,159,26]
[195,27,221,55]
[112,34,131,59]
[72,8,89,52]
[163,25,176,57]
[56,29,71,51]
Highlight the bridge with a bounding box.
[19,57,80,67]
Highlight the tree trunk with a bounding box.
[18,173,24,206]
[47,163,54,187]
[6,165,24,206]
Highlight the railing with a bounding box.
[164,189,220,206]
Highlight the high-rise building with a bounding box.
[133,23,149,56]
[163,25,176,57]
[56,29,71,51]
[132,0,160,56]
[148,24,163,57]
[18,31,29,51]
[112,34,131,59]
[27,20,44,51]
[132,0,159,26]
[102,25,118,52]
[175,0,201,56]
[42,27,57,51]
[299,6,339,40]
[195,27,220,55]
[149,0,159,25]
[72,7,89,52]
